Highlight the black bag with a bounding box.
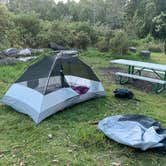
[113,89,134,99]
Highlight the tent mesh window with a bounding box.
[16,54,99,95]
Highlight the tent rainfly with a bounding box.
[0,51,106,124]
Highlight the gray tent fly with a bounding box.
[98,114,166,151]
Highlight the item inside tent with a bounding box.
[98,114,166,151]
[0,51,106,124]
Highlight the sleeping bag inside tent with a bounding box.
[0,52,106,124]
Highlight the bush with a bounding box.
[129,39,142,47]
[147,43,162,52]
[70,22,98,44]
[36,21,96,49]
[110,30,129,55]
[141,34,155,43]
[96,37,109,52]
[73,31,90,50]
[13,12,41,47]
[36,21,74,48]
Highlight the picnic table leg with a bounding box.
[118,65,135,84]
[119,65,131,83]
[128,66,132,81]
[128,66,134,74]
[118,75,130,84]
[128,66,134,81]
[131,66,134,74]
[164,72,166,81]
[128,66,131,74]
[155,83,166,94]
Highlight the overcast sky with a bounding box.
[55,0,80,3]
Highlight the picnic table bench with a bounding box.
[111,59,166,93]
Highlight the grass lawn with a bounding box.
[0,49,166,165]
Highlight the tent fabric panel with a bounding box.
[0,96,40,123]
[16,56,54,82]
[38,91,106,124]
[55,57,99,81]
[41,88,78,112]
[0,84,106,124]
[5,84,43,112]
[41,76,106,112]
[16,54,100,82]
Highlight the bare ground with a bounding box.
[99,66,158,93]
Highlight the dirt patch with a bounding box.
[99,66,157,93]
[100,66,124,75]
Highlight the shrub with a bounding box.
[36,21,74,48]
[147,43,162,52]
[70,22,98,44]
[110,30,129,55]
[141,34,155,43]
[96,37,109,52]
[129,39,142,47]
[73,31,90,50]
[13,12,41,47]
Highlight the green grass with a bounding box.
[0,49,166,165]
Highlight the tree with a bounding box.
[125,0,166,39]
[74,31,90,49]
[152,12,166,39]
[13,12,40,47]
[110,30,129,55]
[0,4,12,48]
[164,39,166,55]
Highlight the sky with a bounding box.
[55,0,80,3]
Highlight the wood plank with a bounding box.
[116,72,166,84]
[111,59,166,71]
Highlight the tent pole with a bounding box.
[43,52,63,94]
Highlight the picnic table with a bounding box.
[111,59,166,93]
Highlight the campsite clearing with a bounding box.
[0,49,166,165]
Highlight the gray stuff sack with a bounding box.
[98,114,166,151]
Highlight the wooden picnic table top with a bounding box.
[111,59,166,72]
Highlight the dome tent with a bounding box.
[0,51,106,124]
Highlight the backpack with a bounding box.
[113,89,134,99]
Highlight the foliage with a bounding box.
[7,0,125,28]
[37,21,73,48]
[141,34,155,43]
[0,0,165,51]
[70,22,98,44]
[74,31,90,50]
[125,0,166,39]
[36,22,94,49]
[96,37,110,52]
[164,39,166,54]
[0,4,12,49]
[110,30,129,55]
[147,43,162,53]
[152,12,166,39]
[13,12,41,47]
